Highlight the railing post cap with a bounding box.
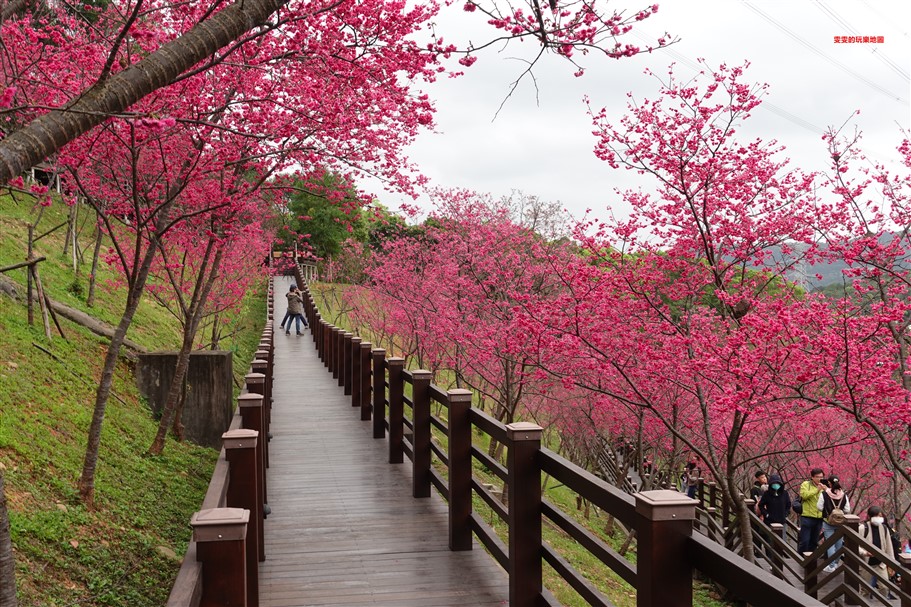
[448,389,472,402]
[900,553,911,567]
[238,393,263,407]
[191,507,250,542]
[360,341,372,349]
[222,428,259,449]
[351,336,362,343]
[251,359,267,369]
[245,372,266,384]
[253,349,269,359]
[412,369,432,378]
[634,490,697,521]
[372,348,386,355]
[770,522,784,530]
[506,421,543,440]
[343,332,353,337]
[387,357,405,365]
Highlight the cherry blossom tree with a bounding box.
[520,63,835,560]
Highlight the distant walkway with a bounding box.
[259,277,509,607]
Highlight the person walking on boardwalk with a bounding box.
[798,468,826,554]
[285,284,307,335]
[757,473,789,559]
[860,505,899,599]
[818,474,850,572]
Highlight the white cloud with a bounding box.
[367,0,911,223]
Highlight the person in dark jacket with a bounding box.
[759,474,790,541]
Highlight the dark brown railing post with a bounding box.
[448,389,473,552]
[842,514,861,606]
[359,342,372,421]
[250,359,270,441]
[343,332,354,395]
[332,327,341,379]
[336,329,345,385]
[900,553,911,607]
[506,422,543,607]
[223,429,260,607]
[372,349,386,438]
[387,357,406,464]
[319,319,332,371]
[770,523,786,578]
[245,372,268,469]
[238,392,267,561]
[634,490,697,607]
[191,507,250,607]
[350,336,362,408]
[411,370,432,499]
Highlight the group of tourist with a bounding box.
[747,467,904,598]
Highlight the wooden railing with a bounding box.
[165,279,276,607]
[297,275,825,607]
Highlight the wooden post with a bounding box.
[250,360,270,440]
[350,336,362,408]
[635,489,697,607]
[506,422,543,607]
[330,327,339,378]
[245,373,268,469]
[770,523,786,578]
[343,332,354,395]
[191,508,249,607]
[336,329,345,384]
[360,342,372,421]
[900,553,911,607]
[842,514,861,606]
[223,429,260,607]
[372,349,386,439]
[238,392,267,561]
[448,389,473,551]
[387,358,406,464]
[411,370,432,499]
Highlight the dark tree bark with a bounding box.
[149,241,225,455]
[0,470,17,607]
[86,226,103,306]
[0,0,289,184]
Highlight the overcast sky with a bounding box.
[365,0,910,224]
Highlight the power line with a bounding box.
[636,33,828,135]
[744,2,907,105]
[814,1,909,81]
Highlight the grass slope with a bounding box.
[0,195,266,606]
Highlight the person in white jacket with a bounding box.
[817,475,850,572]
[859,505,898,599]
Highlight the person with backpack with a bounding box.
[798,468,826,554]
[860,505,899,599]
[817,474,850,572]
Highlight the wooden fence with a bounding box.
[296,275,825,607]
[165,280,276,607]
[163,273,911,606]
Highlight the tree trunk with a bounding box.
[149,244,224,455]
[729,477,755,563]
[0,0,289,184]
[0,470,18,607]
[86,227,103,306]
[77,228,163,506]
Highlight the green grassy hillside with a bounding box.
[0,194,266,606]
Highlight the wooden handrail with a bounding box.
[304,284,827,607]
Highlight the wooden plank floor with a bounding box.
[259,277,509,607]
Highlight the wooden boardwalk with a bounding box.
[259,277,509,607]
